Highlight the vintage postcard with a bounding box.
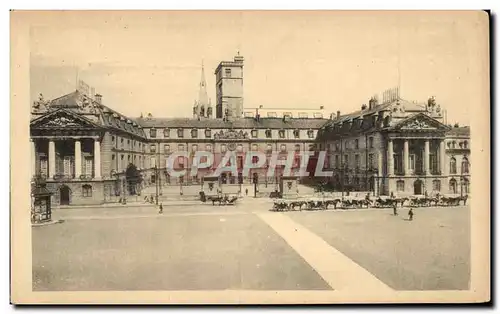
[10,10,490,304]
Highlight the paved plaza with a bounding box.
[32,200,470,292]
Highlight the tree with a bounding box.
[125,163,142,195]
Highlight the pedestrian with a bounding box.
[408,208,414,221]
[393,203,398,216]
[245,188,248,196]
[158,203,163,214]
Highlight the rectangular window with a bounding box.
[164,129,170,138]
[205,129,211,138]
[150,128,157,138]
[164,145,170,153]
[355,154,360,171]
[191,129,198,138]
[221,144,227,152]
[265,130,272,138]
[278,130,285,138]
[192,144,198,152]
[409,154,416,170]
[355,139,359,150]
[150,157,156,168]
[251,130,258,138]
[293,129,300,139]
[368,153,374,169]
[150,144,156,153]
[397,180,405,192]
[335,155,340,168]
[252,144,259,151]
[206,144,212,151]
[63,156,72,177]
[178,144,185,151]
[177,129,184,138]
[369,137,374,148]
[313,113,323,118]
[39,157,48,177]
[225,68,232,77]
[84,157,93,177]
[344,154,349,167]
[307,130,314,139]
[280,144,287,152]
[430,154,438,174]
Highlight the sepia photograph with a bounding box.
[10,10,490,304]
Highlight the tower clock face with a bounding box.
[228,143,236,151]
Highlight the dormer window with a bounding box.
[205,129,212,138]
[177,129,184,138]
[164,128,170,138]
[278,129,285,139]
[267,112,277,118]
[307,129,314,139]
[251,130,258,138]
[298,112,308,118]
[313,113,323,118]
[293,129,300,139]
[191,129,198,138]
[150,128,157,138]
[265,129,272,138]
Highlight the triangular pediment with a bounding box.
[393,113,450,131]
[30,108,101,130]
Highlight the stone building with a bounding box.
[317,95,471,196]
[30,92,149,206]
[30,54,471,205]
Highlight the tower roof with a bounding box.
[197,60,209,107]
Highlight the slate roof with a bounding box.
[42,90,146,138]
[446,126,470,137]
[134,117,329,129]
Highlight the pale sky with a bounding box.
[30,11,488,125]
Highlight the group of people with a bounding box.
[393,203,414,221]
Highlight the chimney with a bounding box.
[95,94,102,103]
[337,111,341,119]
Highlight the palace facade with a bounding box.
[30,54,470,206]
[316,95,471,196]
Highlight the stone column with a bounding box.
[440,140,446,175]
[94,139,101,179]
[48,140,56,178]
[403,139,409,176]
[74,139,82,178]
[30,139,36,180]
[387,139,394,176]
[424,140,430,175]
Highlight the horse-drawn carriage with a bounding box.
[271,193,468,212]
[199,191,239,206]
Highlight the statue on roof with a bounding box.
[32,93,50,113]
[207,106,213,118]
[200,105,205,117]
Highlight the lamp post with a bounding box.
[155,165,159,205]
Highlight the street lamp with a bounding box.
[154,165,159,205]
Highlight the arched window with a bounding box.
[396,180,405,192]
[449,179,457,194]
[462,157,469,174]
[82,184,92,197]
[432,179,441,191]
[462,178,470,194]
[450,157,457,174]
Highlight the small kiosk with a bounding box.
[281,176,299,199]
[31,177,53,224]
